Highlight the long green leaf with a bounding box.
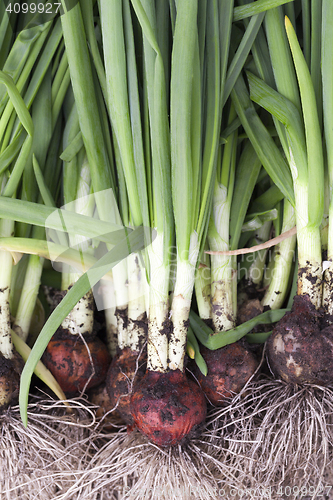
[233,0,294,21]
[229,141,261,250]
[131,0,173,254]
[231,74,295,205]
[0,196,132,245]
[60,131,83,162]
[189,308,289,349]
[223,12,264,105]
[247,70,308,184]
[171,0,198,254]
[60,0,114,222]
[100,0,142,226]
[0,70,33,135]
[285,16,324,228]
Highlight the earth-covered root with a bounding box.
[205,375,333,497]
[0,396,102,500]
[73,428,248,499]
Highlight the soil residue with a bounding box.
[0,352,21,409]
[237,298,264,325]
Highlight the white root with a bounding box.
[99,277,118,357]
[205,372,333,495]
[169,231,199,371]
[127,252,148,352]
[0,397,103,500]
[0,218,14,360]
[208,183,236,332]
[147,231,169,372]
[262,200,296,310]
[61,288,95,336]
[72,430,243,500]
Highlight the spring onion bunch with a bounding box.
[248,15,327,385]
[102,0,218,447]
[3,1,333,497]
[189,3,297,408]
[218,5,333,492]
[0,12,68,408]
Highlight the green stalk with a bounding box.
[285,17,324,231]
[262,199,296,309]
[248,16,324,307]
[247,220,272,286]
[195,243,211,321]
[60,0,114,223]
[310,0,322,128]
[100,0,151,354]
[130,0,173,372]
[285,17,323,307]
[100,0,142,228]
[60,153,95,337]
[322,0,333,314]
[14,60,82,343]
[208,105,238,333]
[0,69,34,360]
[168,0,199,371]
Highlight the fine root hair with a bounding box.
[1,391,233,499]
[204,374,333,498]
[65,429,250,499]
[5,373,333,499]
[0,393,123,500]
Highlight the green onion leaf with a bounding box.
[189,308,289,350]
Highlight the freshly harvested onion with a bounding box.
[43,335,110,395]
[267,294,333,385]
[193,343,259,406]
[130,369,206,447]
